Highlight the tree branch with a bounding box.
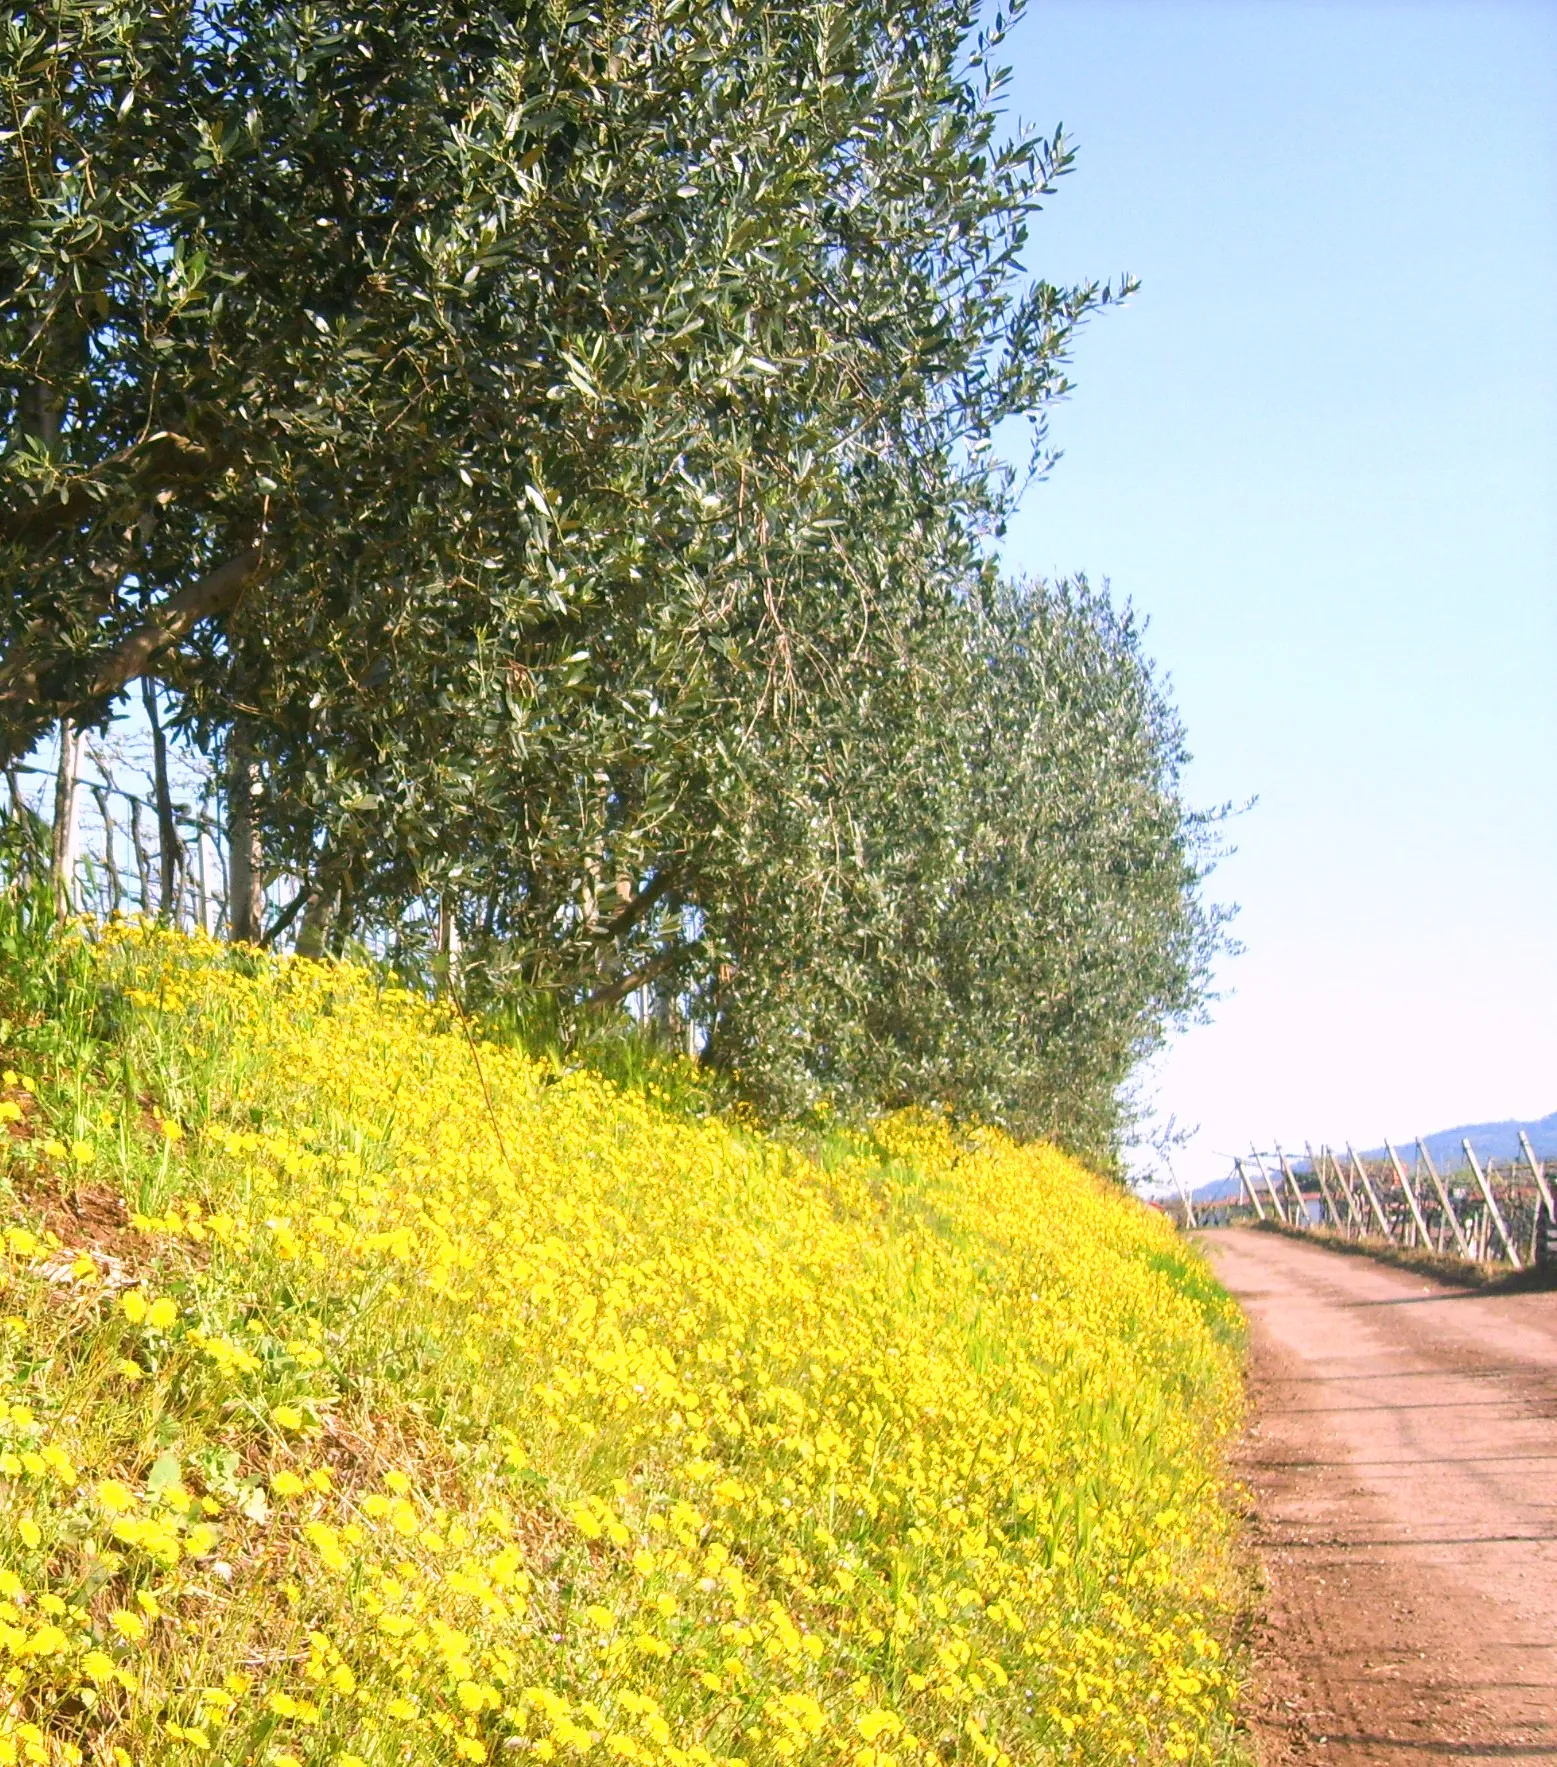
[261,882,311,948]
[595,868,676,945]
[584,944,683,1010]
[87,547,260,696]
[0,547,261,765]
[0,432,213,548]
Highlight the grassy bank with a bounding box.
[1,923,1244,1767]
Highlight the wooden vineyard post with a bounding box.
[1487,1160,1504,1245]
[1300,1145,1336,1229]
[1304,1141,1339,1228]
[1384,1141,1432,1247]
[1236,1158,1267,1222]
[1519,1131,1554,1266]
[1166,1157,1196,1230]
[1346,1143,1393,1239]
[1327,1145,1361,1236]
[1462,1140,1521,1269]
[1272,1145,1314,1229]
[1417,1139,1472,1260]
[1416,1146,1447,1252]
[1519,1130,1554,1219]
[1251,1147,1287,1223]
[1276,1145,1307,1225]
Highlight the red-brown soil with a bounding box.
[1201,1228,1557,1765]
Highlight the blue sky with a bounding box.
[993,0,1556,1185]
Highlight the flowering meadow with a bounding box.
[0,926,1245,1767]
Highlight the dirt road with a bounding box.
[1202,1229,1557,1764]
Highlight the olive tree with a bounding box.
[693,577,1222,1157]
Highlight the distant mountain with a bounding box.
[1189,1176,1245,1204]
[1188,1111,1556,1202]
[1361,1111,1557,1171]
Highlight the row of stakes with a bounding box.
[1211,1133,1556,1271]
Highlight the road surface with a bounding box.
[1202,1228,1557,1764]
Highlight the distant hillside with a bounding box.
[1191,1175,1247,1204]
[1190,1111,1557,1201]
[1362,1111,1557,1170]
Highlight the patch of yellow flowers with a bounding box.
[0,926,1244,1766]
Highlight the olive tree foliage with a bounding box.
[1,0,1100,757]
[215,0,1115,974]
[0,0,1218,1146]
[696,577,1222,1153]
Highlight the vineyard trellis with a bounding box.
[1176,1133,1556,1271]
[2,713,635,989]
[6,743,227,933]
[0,712,402,956]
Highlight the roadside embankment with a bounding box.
[1248,1218,1556,1293]
[1,925,1248,1766]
